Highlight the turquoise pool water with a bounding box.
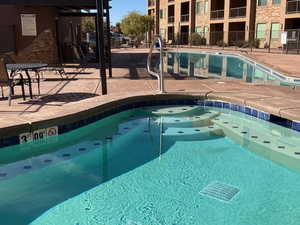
[164,52,300,86]
[1,106,300,225]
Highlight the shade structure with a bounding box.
[0,0,111,95]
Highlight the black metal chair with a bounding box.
[0,58,26,106]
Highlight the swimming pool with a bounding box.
[0,104,300,225]
[163,51,300,86]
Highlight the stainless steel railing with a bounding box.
[147,37,165,93]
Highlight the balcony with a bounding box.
[181,14,189,22]
[211,10,224,20]
[148,0,155,7]
[168,16,175,24]
[286,0,300,14]
[230,7,246,18]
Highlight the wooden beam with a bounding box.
[0,0,95,7]
[59,12,97,17]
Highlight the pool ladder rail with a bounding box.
[147,37,165,93]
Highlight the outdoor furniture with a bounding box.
[6,63,48,98]
[0,58,26,106]
[38,64,67,79]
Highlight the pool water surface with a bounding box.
[0,105,300,225]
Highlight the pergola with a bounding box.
[0,0,111,95]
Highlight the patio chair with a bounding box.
[0,58,26,106]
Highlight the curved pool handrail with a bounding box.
[147,37,165,93]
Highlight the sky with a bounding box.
[110,0,147,25]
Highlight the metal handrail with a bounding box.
[147,37,165,93]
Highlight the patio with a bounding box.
[1,48,300,133]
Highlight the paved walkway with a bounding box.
[0,48,300,132]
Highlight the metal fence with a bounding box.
[210,10,224,20]
[164,29,300,54]
[229,7,247,18]
[286,0,300,14]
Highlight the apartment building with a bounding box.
[148,0,300,48]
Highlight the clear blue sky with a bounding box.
[110,0,147,25]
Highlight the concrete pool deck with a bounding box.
[0,48,300,135]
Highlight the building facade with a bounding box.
[0,0,98,64]
[148,0,300,48]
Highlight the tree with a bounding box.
[115,22,122,33]
[120,11,154,40]
[82,17,96,34]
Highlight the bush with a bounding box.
[248,39,260,48]
[189,33,206,46]
[217,40,228,47]
[235,41,249,48]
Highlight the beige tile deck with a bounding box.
[0,48,300,133]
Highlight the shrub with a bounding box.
[235,41,249,48]
[248,39,260,48]
[189,33,206,46]
[217,40,228,47]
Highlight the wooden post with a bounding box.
[96,0,107,95]
[104,2,112,78]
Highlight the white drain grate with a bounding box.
[200,182,240,202]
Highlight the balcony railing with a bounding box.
[148,0,155,7]
[211,9,224,20]
[181,14,189,22]
[168,16,175,24]
[229,7,246,18]
[286,0,300,14]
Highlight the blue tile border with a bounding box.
[0,98,299,148]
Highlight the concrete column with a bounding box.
[245,0,252,42]
[223,0,230,43]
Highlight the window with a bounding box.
[199,2,204,14]
[196,1,207,15]
[204,26,209,37]
[272,0,280,4]
[196,2,200,15]
[256,23,266,38]
[271,23,280,38]
[160,29,166,38]
[159,9,164,19]
[257,0,267,6]
[196,26,203,36]
[204,0,208,14]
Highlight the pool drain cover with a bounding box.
[200,182,240,202]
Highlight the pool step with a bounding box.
[212,114,300,173]
[163,126,223,141]
[143,105,201,116]
[153,111,220,128]
[0,141,102,181]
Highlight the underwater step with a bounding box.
[152,111,220,128]
[163,126,223,141]
[142,105,201,116]
[212,114,300,173]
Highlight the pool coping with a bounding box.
[0,92,299,148]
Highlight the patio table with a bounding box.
[6,63,48,99]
